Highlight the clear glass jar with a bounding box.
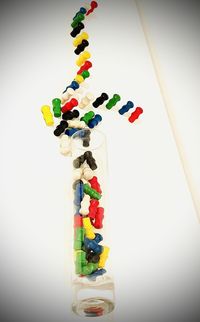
[71,129,115,317]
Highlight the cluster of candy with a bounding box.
[41,1,144,280]
[73,150,109,280]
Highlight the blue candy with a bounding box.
[87,269,106,281]
[63,81,79,93]
[118,101,134,115]
[94,233,103,244]
[73,7,87,20]
[65,128,79,137]
[84,237,103,254]
[88,114,102,129]
[74,182,84,207]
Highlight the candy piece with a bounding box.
[61,88,75,104]
[75,40,89,55]
[93,207,104,229]
[92,93,109,108]
[87,269,106,281]
[74,182,84,207]
[61,98,78,113]
[71,13,85,29]
[52,98,61,117]
[118,101,134,115]
[106,94,121,110]
[65,128,79,137]
[83,217,95,239]
[73,32,89,47]
[82,164,94,180]
[84,184,101,200]
[60,134,71,156]
[63,81,79,94]
[68,120,86,129]
[74,240,82,251]
[41,105,54,126]
[98,246,109,268]
[88,114,102,129]
[128,107,143,123]
[86,1,98,16]
[89,176,102,193]
[84,151,97,170]
[73,179,83,190]
[76,51,91,67]
[77,61,92,74]
[73,8,87,21]
[84,237,103,254]
[73,168,83,181]
[94,233,103,244]
[81,70,90,80]
[81,263,98,276]
[81,111,95,124]
[86,249,100,263]
[80,194,91,215]
[75,227,85,242]
[74,74,84,84]
[74,214,83,228]
[79,93,94,109]
[54,120,68,137]
[89,199,99,220]
[73,154,85,168]
[62,109,79,121]
[70,22,85,38]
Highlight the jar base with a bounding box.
[72,297,115,317]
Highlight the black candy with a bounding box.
[54,121,68,137]
[73,154,85,168]
[70,22,85,38]
[86,250,100,264]
[84,151,97,170]
[93,93,109,108]
[62,110,79,120]
[74,40,89,55]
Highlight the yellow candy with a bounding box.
[41,105,54,126]
[76,51,91,67]
[83,217,95,239]
[98,246,110,268]
[74,75,84,84]
[73,32,89,47]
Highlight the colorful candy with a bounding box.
[84,184,101,200]
[81,111,95,124]
[61,98,78,113]
[106,94,121,110]
[88,114,102,128]
[52,98,62,117]
[77,61,92,74]
[86,1,98,16]
[128,107,143,123]
[71,13,85,29]
[89,199,99,220]
[118,101,134,115]
[89,176,102,193]
[92,207,104,229]
[84,236,103,254]
[73,32,89,47]
[76,51,91,67]
[41,105,54,126]
[98,246,109,268]
[75,39,89,55]
[83,217,95,239]
[70,22,85,38]
[93,93,109,108]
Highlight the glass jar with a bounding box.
[71,129,115,318]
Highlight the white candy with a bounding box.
[80,195,90,215]
[68,120,86,129]
[79,92,95,109]
[73,168,83,181]
[61,88,75,104]
[60,135,71,156]
[82,164,94,180]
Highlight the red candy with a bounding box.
[128,107,143,123]
[77,61,92,74]
[74,215,83,228]
[89,176,102,193]
[93,207,104,229]
[61,98,78,113]
[86,1,98,16]
[89,199,99,220]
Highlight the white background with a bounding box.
[0,0,200,321]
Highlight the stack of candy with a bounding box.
[41,1,144,281]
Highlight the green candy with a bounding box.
[106,94,121,110]
[74,240,82,250]
[71,13,85,28]
[81,70,90,79]
[81,111,95,125]
[75,227,85,242]
[81,263,98,276]
[83,184,102,200]
[52,98,61,117]
[76,250,87,265]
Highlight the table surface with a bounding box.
[0,0,200,321]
